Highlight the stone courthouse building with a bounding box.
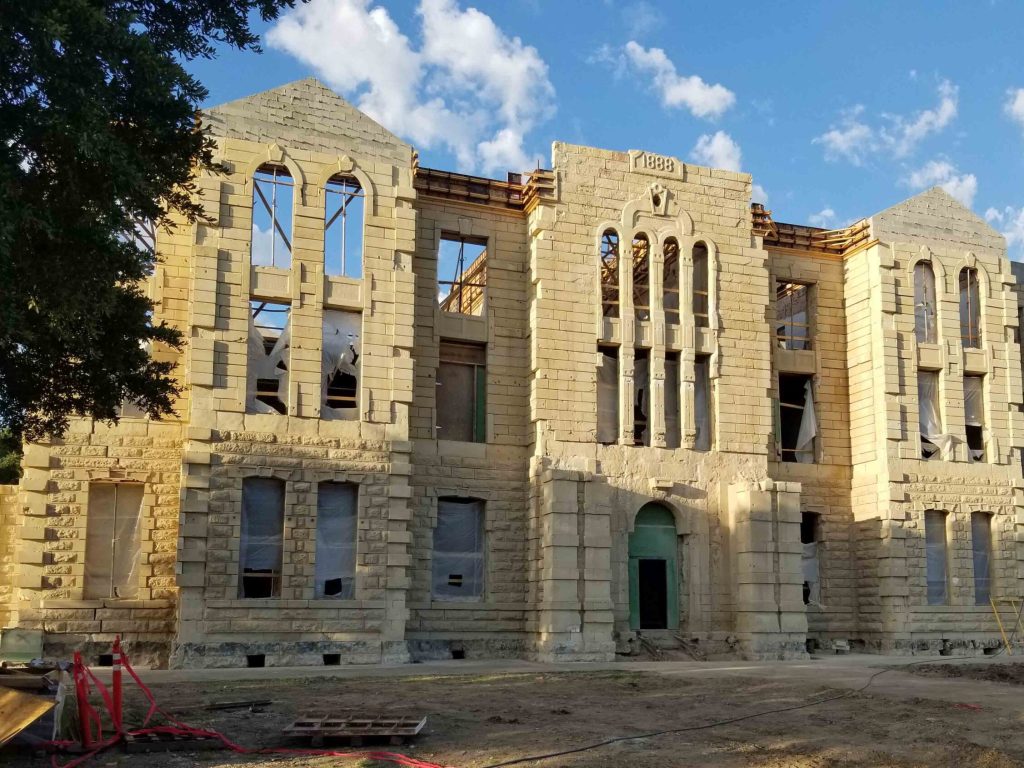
[2,79,1023,667]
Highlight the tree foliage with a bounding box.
[0,0,297,440]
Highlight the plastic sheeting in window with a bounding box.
[84,483,143,600]
[964,376,984,427]
[239,478,284,598]
[664,356,681,449]
[247,302,291,414]
[914,262,938,344]
[694,357,711,452]
[971,512,993,605]
[322,309,361,418]
[432,499,484,601]
[924,510,948,605]
[597,351,619,444]
[315,483,357,599]
[918,371,953,458]
[802,542,821,606]
[795,381,817,464]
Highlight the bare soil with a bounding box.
[908,662,1024,686]
[5,668,1024,767]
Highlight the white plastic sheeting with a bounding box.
[914,262,938,344]
[694,357,711,452]
[971,512,993,605]
[964,375,985,462]
[664,356,681,449]
[315,483,357,599]
[239,478,284,598]
[597,351,619,444]
[795,381,817,464]
[247,303,291,414]
[634,355,650,445]
[322,309,361,417]
[431,499,485,601]
[84,483,142,600]
[918,371,952,459]
[802,542,821,605]
[925,510,949,605]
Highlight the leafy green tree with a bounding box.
[0,429,21,484]
[0,0,298,441]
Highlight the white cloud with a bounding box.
[251,224,275,266]
[814,80,958,163]
[986,206,1024,257]
[690,130,741,172]
[622,1,661,38]
[620,42,735,119]
[808,207,837,227]
[752,183,768,203]
[266,0,554,174]
[903,159,977,208]
[1005,88,1024,131]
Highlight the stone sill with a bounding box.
[204,598,385,610]
[40,599,173,610]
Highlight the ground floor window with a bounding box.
[432,499,485,601]
[315,483,358,599]
[239,478,285,598]
[84,483,143,600]
[924,510,949,605]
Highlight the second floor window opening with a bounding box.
[663,238,680,324]
[251,164,293,269]
[918,370,951,460]
[959,267,981,348]
[324,175,365,279]
[248,300,290,415]
[776,281,812,350]
[322,310,361,418]
[436,341,486,442]
[665,352,681,449]
[438,235,487,316]
[694,355,712,452]
[600,229,620,318]
[633,349,650,446]
[777,373,817,463]
[633,234,650,321]
[693,242,709,328]
[964,375,985,462]
[597,346,619,445]
[914,262,938,344]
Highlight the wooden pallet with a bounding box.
[284,714,427,746]
[122,731,226,753]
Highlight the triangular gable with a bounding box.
[870,187,1005,254]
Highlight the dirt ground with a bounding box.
[6,667,1024,768]
[909,662,1024,686]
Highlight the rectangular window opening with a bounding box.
[665,352,681,449]
[437,341,486,442]
[633,349,650,446]
[248,300,290,414]
[964,375,985,463]
[438,235,487,316]
[600,230,620,319]
[971,512,993,606]
[663,239,680,325]
[432,499,485,601]
[324,176,364,279]
[776,281,812,350]
[924,510,949,605]
[315,483,357,599]
[801,512,821,605]
[633,235,651,321]
[693,243,709,328]
[251,165,293,269]
[694,355,712,452]
[959,268,981,349]
[777,373,816,463]
[918,370,948,460]
[84,483,143,600]
[597,346,620,445]
[322,310,361,419]
[239,478,284,599]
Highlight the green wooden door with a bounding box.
[628,503,679,630]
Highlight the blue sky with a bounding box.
[187,0,1024,256]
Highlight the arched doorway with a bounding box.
[628,503,679,630]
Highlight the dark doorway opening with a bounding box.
[638,559,668,629]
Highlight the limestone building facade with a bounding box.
[2,79,1023,667]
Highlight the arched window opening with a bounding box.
[959,267,981,348]
[251,164,293,269]
[325,175,365,278]
[693,242,709,328]
[600,229,620,318]
[663,238,680,324]
[633,233,650,321]
[914,262,938,344]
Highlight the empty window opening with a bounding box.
[801,512,821,606]
[600,229,620,318]
[597,346,619,445]
[971,512,994,606]
[663,238,680,325]
[924,510,949,605]
[665,352,681,449]
[694,355,712,452]
[451,648,466,660]
[777,374,816,463]
[127,217,156,256]
[633,349,650,446]
[959,267,981,348]
[315,483,357,599]
[776,281,812,350]
[964,375,985,462]
[246,654,266,668]
[438,235,486,316]
[432,499,485,601]
[918,370,950,460]
[632,234,651,321]
[239,478,285,599]
[97,654,114,667]
[324,175,365,278]
[251,164,293,269]
[84,483,143,600]
[436,342,486,442]
[693,242,709,328]
[323,653,341,666]
[248,300,290,414]
[322,310,361,418]
[914,262,938,344]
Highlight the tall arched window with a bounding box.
[600,229,619,318]
[324,175,365,278]
[251,164,293,269]
[914,261,937,344]
[663,238,680,325]
[959,267,980,348]
[632,233,650,321]
[692,242,709,328]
